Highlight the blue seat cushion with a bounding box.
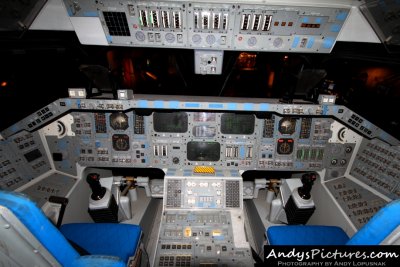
[0,191,79,266]
[267,225,349,245]
[346,199,400,245]
[60,223,142,263]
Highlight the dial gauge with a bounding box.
[277,138,294,155]
[112,134,130,151]
[110,112,129,130]
[278,118,296,135]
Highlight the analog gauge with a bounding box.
[277,138,294,155]
[112,134,130,151]
[110,112,129,130]
[278,118,296,135]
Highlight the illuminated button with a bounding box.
[212,230,221,237]
[184,227,192,237]
[194,166,215,174]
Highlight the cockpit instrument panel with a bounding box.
[43,109,352,172]
[1,95,399,195]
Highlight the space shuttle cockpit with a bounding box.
[1,1,400,267]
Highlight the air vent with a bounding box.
[103,11,131,36]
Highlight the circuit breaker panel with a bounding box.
[63,0,350,53]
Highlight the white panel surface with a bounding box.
[337,6,380,43]
[70,17,109,45]
[30,0,73,30]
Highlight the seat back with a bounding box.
[347,199,400,245]
[0,190,79,267]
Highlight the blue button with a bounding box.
[331,24,341,32]
[302,17,309,23]
[227,103,237,110]
[259,103,269,111]
[185,103,200,108]
[292,36,300,48]
[322,37,335,49]
[209,103,223,109]
[169,101,180,109]
[138,100,148,108]
[243,103,253,110]
[336,12,348,21]
[154,101,164,108]
[307,37,315,48]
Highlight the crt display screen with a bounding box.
[221,113,255,135]
[153,112,188,133]
[24,149,42,163]
[187,141,220,161]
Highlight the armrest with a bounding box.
[48,196,68,228]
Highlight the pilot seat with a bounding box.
[266,199,400,245]
[0,190,142,267]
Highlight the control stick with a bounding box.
[86,173,106,200]
[297,172,317,200]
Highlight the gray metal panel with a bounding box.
[1,95,398,145]
[70,109,343,171]
[325,176,388,229]
[62,0,350,53]
[350,138,400,200]
[154,210,252,267]
[243,199,265,253]
[21,173,77,207]
[0,131,52,191]
[0,206,61,267]
[0,95,399,192]
[46,136,78,176]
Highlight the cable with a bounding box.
[142,245,150,267]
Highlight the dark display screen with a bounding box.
[221,113,255,135]
[187,141,220,161]
[153,112,188,133]
[24,149,42,163]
